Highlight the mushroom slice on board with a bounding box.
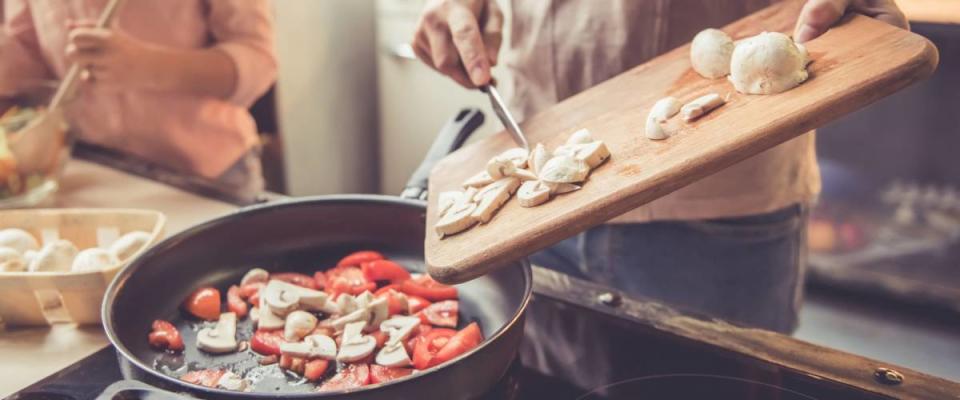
[437,191,465,218]
[463,171,495,188]
[284,310,319,341]
[473,177,521,201]
[197,312,239,353]
[435,202,478,237]
[337,321,377,362]
[496,147,529,168]
[279,334,337,360]
[566,128,593,145]
[572,141,610,169]
[527,143,549,176]
[645,97,682,140]
[486,157,515,179]
[544,182,581,195]
[240,268,269,286]
[540,155,590,183]
[472,178,520,224]
[517,181,552,208]
[680,93,725,121]
[509,168,538,181]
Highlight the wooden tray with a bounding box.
[0,208,165,326]
[424,2,940,284]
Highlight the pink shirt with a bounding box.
[0,0,277,179]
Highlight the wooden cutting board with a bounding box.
[424,1,939,284]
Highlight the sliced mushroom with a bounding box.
[680,93,725,121]
[380,315,422,346]
[566,128,593,145]
[527,143,549,176]
[197,312,238,353]
[250,307,260,324]
[109,230,152,261]
[473,177,521,201]
[645,117,669,140]
[336,293,359,315]
[330,307,371,332]
[0,247,25,272]
[284,310,319,341]
[471,178,518,224]
[366,297,390,331]
[337,321,376,362]
[510,168,538,181]
[355,291,375,307]
[435,202,478,237]
[437,191,464,218]
[645,97,682,140]
[240,268,269,286]
[262,279,333,316]
[217,371,249,392]
[71,248,119,272]
[540,155,590,183]
[485,157,515,179]
[0,228,39,254]
[572,141,610,169]
[257,295,285,330]
[497,148,529,168]
[375,342,411,367]
[29,240,78,272]
[544,182,581,195]
[279,334,337,360]
[462,171,494,188]
[517,181,551,208]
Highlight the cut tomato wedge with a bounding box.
[271,272,318,290]
[405,324,433,355]
[250,329,286,356]
[411,328,456,370]
[361,260,411,283]
[182,287,221,321]
[406,295,431,314]
[304,359,330,382]
[398,275,457,302]
[337,251,384,268]
[280,354,306,374]
[326,266,377,296]
[181,369,225,388]
[369,365,413,384]
[226,285,248,318]
[432,322,483,367]
[239,282,264,305]
[148,320,184,351]
[418,300,458,328]
[374,288,408,316]
[318,363,370,392]
[313,271,328,289]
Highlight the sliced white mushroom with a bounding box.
[435,202,478,237]
[690,28,735,79]
[240,268,269,286]
[729,31,809,95]
[0,247,25,272]
[566,128,593,145]
[375,342,411,367]
[527,143,549,176]
[680,93,725,121]
[544,182,582,195]
[28,240,78,272]
[471,179,517,224]
[485,157,515,179]
[250,307,260,324]
[197,312,238,353]
[257,295,285,330]
[645,117,669,140]
[540,155,590,183]
[571,141,610,169]
[510,168,538,181]
[517,181,552,208]
[380,316,422,346]
[496,148,529,168]
[462,171,494,188]
[366,297,390,331]
[108,230,151,261]
[330,307,372,332]
[336,293,359,315]
[645,97,682,140]
[355,291,375,308]
[262,279,333,316]
[337,321,376,362]
[279,334,337,360]
[71,248,119,272]
[473,177,521,202]
[217,371,249,392]
[0,228,39,254]
[437,191,465,218]
[284,310,319,341]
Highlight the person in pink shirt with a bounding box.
[0,0,277,199]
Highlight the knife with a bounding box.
[481,84,529,150]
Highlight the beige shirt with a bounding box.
[505,0,820,223]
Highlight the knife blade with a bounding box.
[481,85,529,150]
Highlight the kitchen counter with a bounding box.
[0,159,237,397]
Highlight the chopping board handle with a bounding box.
[401,108,485,200]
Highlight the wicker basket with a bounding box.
[0,208,165,326]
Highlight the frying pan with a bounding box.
[100,109,533,399]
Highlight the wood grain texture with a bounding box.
[425,2,940,284]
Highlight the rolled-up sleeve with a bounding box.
[206,0,278,107]
[0,0,55,96]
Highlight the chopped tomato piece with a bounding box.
[337,251,384,268]
[280,354,306,374]
[318,364,370,392]
[271,272,318,290]
[406,295,431,314]
[370,330,390,348]
[313,271,327,289]
[412,328,456,370]
[326,266,376,296]
[432,322,483,367]
[418,300,458,328]
[398,275,457,302]
[304,359,330,382]
[405,324,433,355]
[181,369,225,388]
[226,285,248,318]
[374,288,408,316]
[148,320,184,351]
[251,329,286,356]
[370,365,413,384]
[238,282,264,299]
[361,260,411,283]
[182,287,221,321]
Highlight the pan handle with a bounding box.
[96,380,196,400]
[401,108,485,200]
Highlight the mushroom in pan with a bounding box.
[197,312,239,353]
[0,228,39,254]
[517,181,551,208]
[240,267,269,286]
[279,334,337,360]
[257,295,285,330]
[29,239,79,272]
[539,155,590,184]
[336,293,359,315]
[71,248,120,272]
[375,316,421,367]
[336,321,377,362]
[729,31,809,95]
[330,307,372,332]
[0,246,25,272]
[376,341,411,368]
[108,230,151,261]
[284,310,319,341]
[690,28,735,79]
[262,279,336,317]
[217,371,249,392]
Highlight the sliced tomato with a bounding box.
[404,324,433,355]
[182,287,221,321]
[304,359,330,382]
[337,251,384,268]
[418,300,458,328]
[370,330,390,348]
[326,266,377,296]
[432,322,483,367]
[280,354,306,374]
[271,272,318,290]
[411,328,456,370]
[361,260,411,283]
[369,365,413,384]
[318,363,370,392]
[313,271,328,289]
[226,285,248,318]
[398,275,457,302]
[251,329,286,356]
[181,369,225,388]
[148,320,184,351]
[374,288,408,316]
[238,282,264,299]
[406,295,431,314]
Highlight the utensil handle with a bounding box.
[401,108,485,200]
[96,379,196,400]
[48,0,125,110]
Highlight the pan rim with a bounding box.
[102,194,533,397]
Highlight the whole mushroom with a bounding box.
[108,230,151,261]
[0,246,26,272]
[71,248,120,272]
[690,28,735,79]
[0,228,39,254]
[29,240,79,272]
[729,31,809,95]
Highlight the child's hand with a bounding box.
[65,27,167,90]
